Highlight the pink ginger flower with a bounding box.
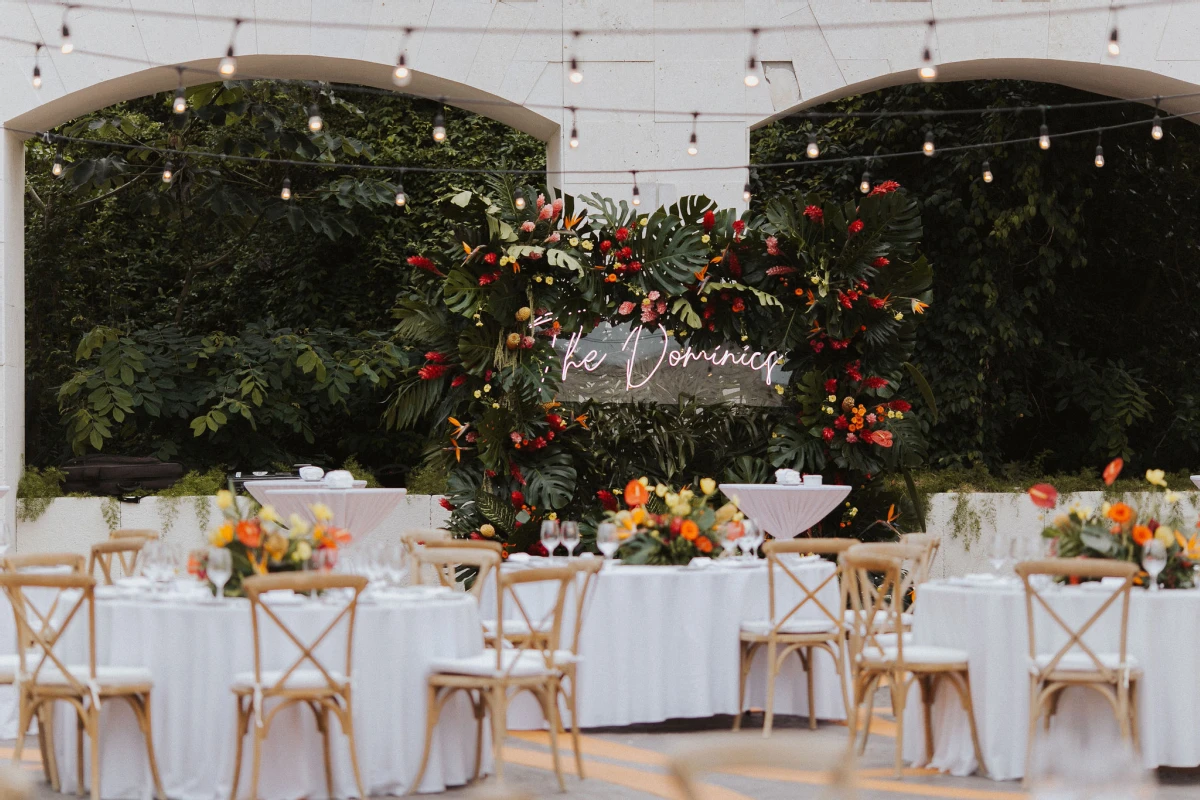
[640,307,658,323]
[766,236,780,256]
[545,232,561,243]
[538,205,553,221]
[618,301,636,315]
[551,197,564,218]
[521,221,536,232]
[648,290,660,301]
[536,193,546,210]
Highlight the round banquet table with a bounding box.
[243,479,366,507]
[260,488,407,538]
[718,484,851,538]
[905,580,1200,781]
[51,593,486,799]
[482,559,848,729]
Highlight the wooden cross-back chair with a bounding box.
[230,572,369,800]
[414,541,502,600]
[0,572,165,800]
[667,734,857,800]
[735,538,856,737]
[1015,558,1140,784]
[409,565,575,794]
[109,530,159,576]
[1,553,86,573]
[88,539,148,585]
[899,533,940,586]
[843,545,986,779]
[555,557,604,778]
[842,542,927,641]
[400,528,450,560]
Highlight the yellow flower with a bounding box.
[894,312,904,321]
[259,504,280,524]
[670,503,691,517]
[287,514,310,538]
[568,237,580,247]
[630,507,646,525]
[616,510,634,530]
[1155,526,1175,546]
[216,489,233,510]
[655,483,669,498]
[500,256,510,266]
[264,533,289,560]
[638,476,650,487]
[774,384,785,395]
[294,541,312,562]
[1166,492,1180,504]
[1176,531,1200,560]
[827,394,837,403]
[639,217,648,227]
[1146,469,1168,488]
[714,503,738,524]
[678,489,694,503]
[547,512,558,520]
[701,234,711,244]
[210,521,234,547]
[473,390,482,398]
[665,492,679,506]
[581,240,594,251]
[311,503,334,523]
[545,277,554,285]
[699,478,717,496]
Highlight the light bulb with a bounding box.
[392,54,411,87]
[918,48,936,81]
[923,132,935,156]
[1151,115,1163,140]
[307,104,323,132]
[1038,124,1050,150]
[568,57,583,84]
[1108,28,1120,56]
[743,182,752,202]
[162,162,174,183]
[1094,145,1105,168]
[687,131,698,156]
[60,23,72,54]
[394,188,407,207]
[514,189,526,210]
[51,152,64,177]
[432,111,446,142]
[744,56,759,87]
[32,65,41,90]
[859,171,871,194]
[982,160,993,183]
[806,133,819,159]
[173,89,187,114]
[569,126,579,149]
[632,184,641,206]
[219,47,237,77]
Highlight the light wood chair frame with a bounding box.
[88,539,148,585]
[399,528,451,560]
[1015,558,1140,783]
[667,734,857,800]
[899,533,940,587]
[230,572,369,800]
[408,564,574,794]
[844,542,926,635]
[413,542,502,602]
[0,572,165,800]
[734,538,856,737]
[555,558,604,778]
[109,530,159,574]
[843,547,986,779]
[1,553,86,573]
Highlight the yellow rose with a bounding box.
[678,489,694,503]
[665,493,679,506]
[1146,469,1168,488]
[216,489,233,510]
[568,237,580,247]
[654,483,668,497]
[699,478,717,496]
[701,234,710,244]
[294,541,312,562]
[545,277,554,285]
[311,503,334,523]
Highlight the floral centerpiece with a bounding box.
[1033,460,1199,589]
[604,477,742,566]
[190,487,352,596]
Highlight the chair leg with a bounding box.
[1129,679,1141,756]
[317,705,333,800]
[471,690,485,782]
[249,722,264,800]
[918,675,935,766]
[890,672,907,779]
[563,670,584,780]
[338,694,367,800]
[13,695,31,769]
[835,641,852,737]
[538,685,565,792]
[490,686,507,782]
[763,640,778,738]
[857,673,882,756]
[1023,677,1041,788]
[87,707,101,800]
[133,695,167,800]
[230,699,248,800]
[408,684,443,795]
[805,647,817,731]
[76,709,84,798]
[733,643,750,732]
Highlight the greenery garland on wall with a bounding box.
[385,177,934,551]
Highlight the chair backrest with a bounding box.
[842,546,908,664]
[400,527,451,558]
[667,733,856,799]
[109,529,159,541]
[565,558,604,656]
[761,538,857,636]
[1015,558,1137,683]
[899,532,940,586]
[0,573,98,694]
[242,573,368,693]
[493,565,574,675]
[844,541,926,614]
[414,544,501,599]
[1,553,86,573]
[88,538,148,585]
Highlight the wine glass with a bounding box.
[140,541,171,593]
[540,520,561,561]
[1143,539,1167,592]
[596,523,619,564]
[560,522,581,559]
[206,547,232,601]
[721,521,744,559]
[739,520,761,560]
[381,541,407,590]
[988,534,1009,576]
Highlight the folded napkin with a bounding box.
[116,577,152,590]
[507,553,532,563]
[685,557,713,570]
[260,589,304,605]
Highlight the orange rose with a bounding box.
[1132,525,1152,546]
[624,479,649,507]
[1106,503,1134,524]
[236,519,262,548]
[696,535,713,554]
[680,520,700,541]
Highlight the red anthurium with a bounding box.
[1103,458,1124,486]
[1028,483,1058,509]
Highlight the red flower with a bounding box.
[418,364,449,380]
[484,252,498,265]
[824,379,838,393]
[731,297,745,313]
[450,374,467,388]
[834,415,849,430]
[620,246,633,260]
[869,297,886,310]
[1103,458,1124,486]
[869,180,901,196]
[478,271,501,286]
[803,205,824,224]
[727,251,742,278]
[822,428,835,442]
[546,413,565,431]
[862,430,893,448]
[509,461,526,485]
[521,336,535,349]
[511,490,525,507]
[766,236,780,256]
[629,261,643,272]
[615,227,630,242]
[597,490,618,511]
[837,291,853,310]
[845,360,863,382]
[888,399,911,412]
[864,377,888,389]
[1028,483,1058,510]
[407,255,444,277]
[809,339,825,353]
[766,266,795,277]
[600,240,612,254]
[702,210,715,232]
[847,219,864,235]
[425,351,448,363]
[439,497,454,511]
[872,256,890,268]
[732,220,746,237]
[531,436,547,449]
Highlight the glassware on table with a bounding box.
[560,521,581,559]
[206,547,232,600]
[1142,539,1167,592]
[738,520,761,560]
[988,534,1009,576]
[140,541,173,593]
[540,519,561,561]
[720,521,744,559]
[596,523,620,564]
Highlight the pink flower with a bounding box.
[866,413,877,424]
[640,307,658,323]
[538,205,553,221]
[845,433,858,444]
[521,221,535,232]
[648,290,660,301]
[822,428,834,442]
[618,301,636,315]
[766,266,796,277]
[510,432,523,444]
[536,193,546,210]
[803,205,823,224]
[655,301,666,314]
[545,232,560,243]
[551,197,564,217]
[527,251,542,260]
[766,236,780,256]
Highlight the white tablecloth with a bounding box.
[260,488,407,537]
[51,593,485,799]
[906,581,1200,780]
[482,560,847,728]
[243,479,367,507]
[718,484,851,538]
[0,584,64,738]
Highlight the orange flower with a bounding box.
[1132,525,1152,545]
[1103,458,1124,486]
[695,535,713,554]
[624,479,649,507]
[680,520,700,541]
[236,519,262,548]
[1106,503,1134,524]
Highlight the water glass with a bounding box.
[560,522,581,559]
[540,519,561,560]
[382,541,407,589]
[1143,539,1167,592]
[596,523,619,562]
[140,542,173,593]
[989,534,1009,576]
[206,547,232,600]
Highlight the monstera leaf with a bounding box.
[767,421,826,472]
[666,195,718,225]
[639,213,709,294]
[443,267,481,317]
[524,450,577,511]
[457,324,499,375]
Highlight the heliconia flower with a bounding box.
[538,204,554,221]
[450,374,467,387]
[407,255,444,276]
[766,236,780,256]
[869,180,901,196]
[848,219,864,235]
[424,351,448,363]
[418,364,449,380]
[888,399,911,412]
[521,221,536,232]
[439,497,454,511]
[872,256,890,268]
[803,205,824,223]
[618,301,636,315]
[864,376,888,389]
[766,265,796,277]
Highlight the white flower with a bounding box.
[473,390,482,398]
[581,240,594,251]
[568,237,580,247]
[483,384,492,393]
[701,234,710,244]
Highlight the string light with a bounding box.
[31,43,42,89]
[859,170,871,194]
[1094,132,1105,168]
[307,100,323,132]
[918,20,937,81]
[923,130,935,156]
[568,31,583,84]
[743,181,752,202]
[1151,98,1163,139]
[51,149,64,176]
[432,105,446,142]
[172,67,187,114]
[631,171,641,206]
[1108,26,1120,56]
[280,178,292,200]
[744,28,760,87]
[981,160,993,183]
[514,188,526,210]
[1038,108,1050,149]
[568,107,579,149]
[687,112,699,156]
[393,28,413,87]
[394,181,407,207]
[60,7,73,54]
[161,160,174,183]
[218,19,241,77]
[806,132,819,159]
